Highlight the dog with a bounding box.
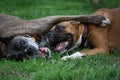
[0,14,77,60]
[0,14,107,60]
[41,8,120,60]
[0,35,39,60]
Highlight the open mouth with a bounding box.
[54,34,73,52]
[37,47,51,58]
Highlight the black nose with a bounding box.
[46,32,54,37]
[26,46,37,55]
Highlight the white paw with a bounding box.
[61,52,85,61]
[100,17,111,27]
[61,55,71,61]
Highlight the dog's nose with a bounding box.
[47,32,54,37]
[26,46,37,55]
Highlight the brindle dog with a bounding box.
[0,14,108,60]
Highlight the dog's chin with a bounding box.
[54,34,73,53]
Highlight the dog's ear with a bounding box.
[0,36,13,44]
[69,20,81,30]
[69,20,81,25]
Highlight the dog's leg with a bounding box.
[100,17,111,27]
[76,15,110,27]
[62,48,108,60]
[61,25,109,60]
[61,52,85,60]
[61,48,109,60]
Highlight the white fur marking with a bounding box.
[100,17,111,27]
[61,52,85,60]
[69,35,82,51]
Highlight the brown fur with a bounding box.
[50,8,120,57]
[85,8,120,55]
[0,14,106,57]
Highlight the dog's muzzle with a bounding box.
[41,31,73,52]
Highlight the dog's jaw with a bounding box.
[61,34,84,60]
[56,34,83,55]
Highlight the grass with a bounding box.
[0,55,120,80]
[0,0,120,80]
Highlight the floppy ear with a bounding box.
[0,36,13,44]
[69,20,81,30]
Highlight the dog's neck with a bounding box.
[68,24,88,51]
[80,24,88,48]
[83,25,88,38]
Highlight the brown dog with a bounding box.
[42,8,120,60]
[0,14,107,60]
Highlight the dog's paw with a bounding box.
[61,55,71,61]
[61,52,85,61]
[100,17,111,27]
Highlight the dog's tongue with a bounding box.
[37,47,48,56]
[55,41,68,51]
[39,48,48,53]
[37,47,51,58]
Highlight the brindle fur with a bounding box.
[0,14,108,59]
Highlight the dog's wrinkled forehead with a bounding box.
[11,35,35,43]
[7,35,38,49]
[51,21,72,30]
[51,21,83,34]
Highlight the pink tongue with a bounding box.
[55,41,67,51]
[37,47,48,56]
[39,47,48,53]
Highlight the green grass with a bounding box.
[0,55,120,80]
[0,0,120,80]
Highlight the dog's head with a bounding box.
[0,35,51,61]
[41,21,85,53]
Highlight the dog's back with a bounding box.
[108,8,120,51]
[93,8,120,51]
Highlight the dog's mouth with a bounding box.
[54,41,69,51]
[37,47,51,58]
[54,33,73,52]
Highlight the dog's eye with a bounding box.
[15,40,28,50]
[24,35,31,38]
[55,25,65,32]
[20,40,26,45]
